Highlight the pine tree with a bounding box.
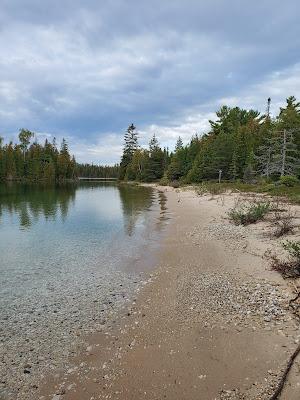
[119,124,139,180]
[5,142,17,180]
[149,134,159,152]
[146,134,164,181]
[57,138,72,180]
[229,151,239,181]
[175,136,183,152]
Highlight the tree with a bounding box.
[149,134,159,153]
[273,130,299,177]
[4,142,17,180]
[0,137,4,179]
[175,136,183,152]
[119,124,139,180]
[146,134,165,181]
[18,129,34,160]
[57,138,72,180]
[255,136,274,178]
[0,133,82,182]
[229,151,239,181]
[126,149,148,181]
[209,106,261,136]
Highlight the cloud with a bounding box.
[1,0,300,162]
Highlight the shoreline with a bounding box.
[28,187,300,398]
[0,186,170,400]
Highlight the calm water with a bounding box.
[0,182,168,306]
[0,182,169,399]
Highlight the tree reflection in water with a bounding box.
[0,183,76,229]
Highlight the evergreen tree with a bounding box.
[175,136,183,152]
[5,142,17,180]
[146,134,165,181]
[119,124,139,180]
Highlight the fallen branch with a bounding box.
[289,291,300,321]
[269,330,300,400]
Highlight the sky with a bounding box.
[1,0,300,164]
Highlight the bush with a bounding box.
[272,210,294,238]
[228,201,270,225]
[170,180,180,188]
[264,183,276,192]
[270,240,300,278]
[279,175,299,187]
[159,174,169,186]
[195,183,208,196]
[206,183,225,196]
[283,240,300,261]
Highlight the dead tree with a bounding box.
[256,129,299,177]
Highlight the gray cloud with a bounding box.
[1,0,300,163]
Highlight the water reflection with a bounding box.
[0,183,76,229]
[117,184,155,236]
[156,191,170,230]
[0,183,168,236]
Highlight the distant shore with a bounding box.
[37,186,300,399]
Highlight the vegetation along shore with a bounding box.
[1,95,300,399]
[37,184,300,400]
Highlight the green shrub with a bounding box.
[195,183,208,196]
[206,183,225,195]
[279,175,299,187]
[271,240,300,278]
[282,240,300,261]
[159,174,169,186]
[228,201,270,225]
[264,183,276,192]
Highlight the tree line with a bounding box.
[0,130,119,181]
[76,163,119,178]
[119,96,300,183]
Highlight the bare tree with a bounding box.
[255,129,299,177]
[274,129,299,176]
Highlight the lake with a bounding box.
[0,182,169,399]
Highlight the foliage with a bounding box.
[76,163,119,178]
[279,175,299,187]
[159,174,169,186]
[274,222,293,238]
[270,240,300,278]
[283,240,300,261]
[119,126,170,182]
[118,96,300,187]
[119,124,139,180]
[0,133,76,182]
[228,201,270,225]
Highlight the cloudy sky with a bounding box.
[1,0,300,164]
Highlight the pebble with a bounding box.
[0,266,152,400]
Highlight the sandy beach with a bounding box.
[36,186,300,399]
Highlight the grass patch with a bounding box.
[191,181,300,204]
[228,201,270,225]
[273,211,295,238]
[269,240,300,279]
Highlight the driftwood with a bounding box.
[289,291,300,320]
[269,343,300,400]
[269,291,300,399]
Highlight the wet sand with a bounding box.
[39,187,300,399]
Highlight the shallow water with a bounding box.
[0,182,168,301]
[0,182,169,399]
